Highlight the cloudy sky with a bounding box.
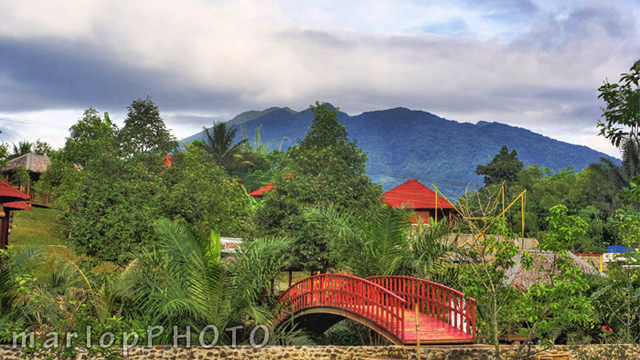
[1,0,639,157]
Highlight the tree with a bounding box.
[8,165,30,188]
[119,96,177,155]
[510,205,592,356]
[10,140,33,159]
[63,108,118,167]
[0,142,9,170]
[0,246,123,360]
[476,145,524,186]
[160,146,251,239]
[254,102,382,272]
[592,210,640,344]
[198,122,248,168]
[598,59,640,148]
[61,150,167,261]
[33,140,54,157]
[307,205,454,282]
[229,126,287,191]
[592,138,639,192]
[458,215,519,359]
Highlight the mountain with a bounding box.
[181,106,619,194]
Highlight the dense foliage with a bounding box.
[38,102,249,262]
[254,103,382,271]
[0,219,295,359]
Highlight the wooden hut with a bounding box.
[3,153,50,183]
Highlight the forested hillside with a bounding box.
[182,106,619,193]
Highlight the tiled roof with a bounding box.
[4,153,50,174]
[382,180,454,210]
[0,179,30,201]
[4,201,31,210]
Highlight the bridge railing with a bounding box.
[278,273,407,341]
[366,275,476,339]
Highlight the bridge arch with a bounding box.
[277,307,404,345]
[276,273,407,343]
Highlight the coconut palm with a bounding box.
[200,122,249,168]
[9,140,33,159]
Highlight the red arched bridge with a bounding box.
[274,274,476,345]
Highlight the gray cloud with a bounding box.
[0,0,638,157]
[0,38,249,115]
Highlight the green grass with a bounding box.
[10,207,66,247]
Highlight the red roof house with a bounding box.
[382,180,455,224]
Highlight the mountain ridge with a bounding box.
[180,106,619,193]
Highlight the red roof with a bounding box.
[247,174,292,197]
[4,201,31,210]
[163,154,173,167]
[249,184,275,197]
[0,180,30,202]
[382,180,454,210]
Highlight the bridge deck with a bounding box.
[340,305,474,344]
[403,309,474,344]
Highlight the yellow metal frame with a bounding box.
[432,182,527,248]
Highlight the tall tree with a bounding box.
[476,145,524,186]
[64,108,118,167]
[199,122,248,168]
[598,59,640,147]
[0,142,8,169]
[33,140,54,157]
[119,96,177,155]
[254,102,382,272]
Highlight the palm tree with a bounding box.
[596,138,639,188]
[9,140,33,159]
[590,137,640,208]
[0,245,117,359]
[306,205,454,280]
[200,122,249,168]
[116,219,293,344]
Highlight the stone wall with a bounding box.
[0,344,637,359]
